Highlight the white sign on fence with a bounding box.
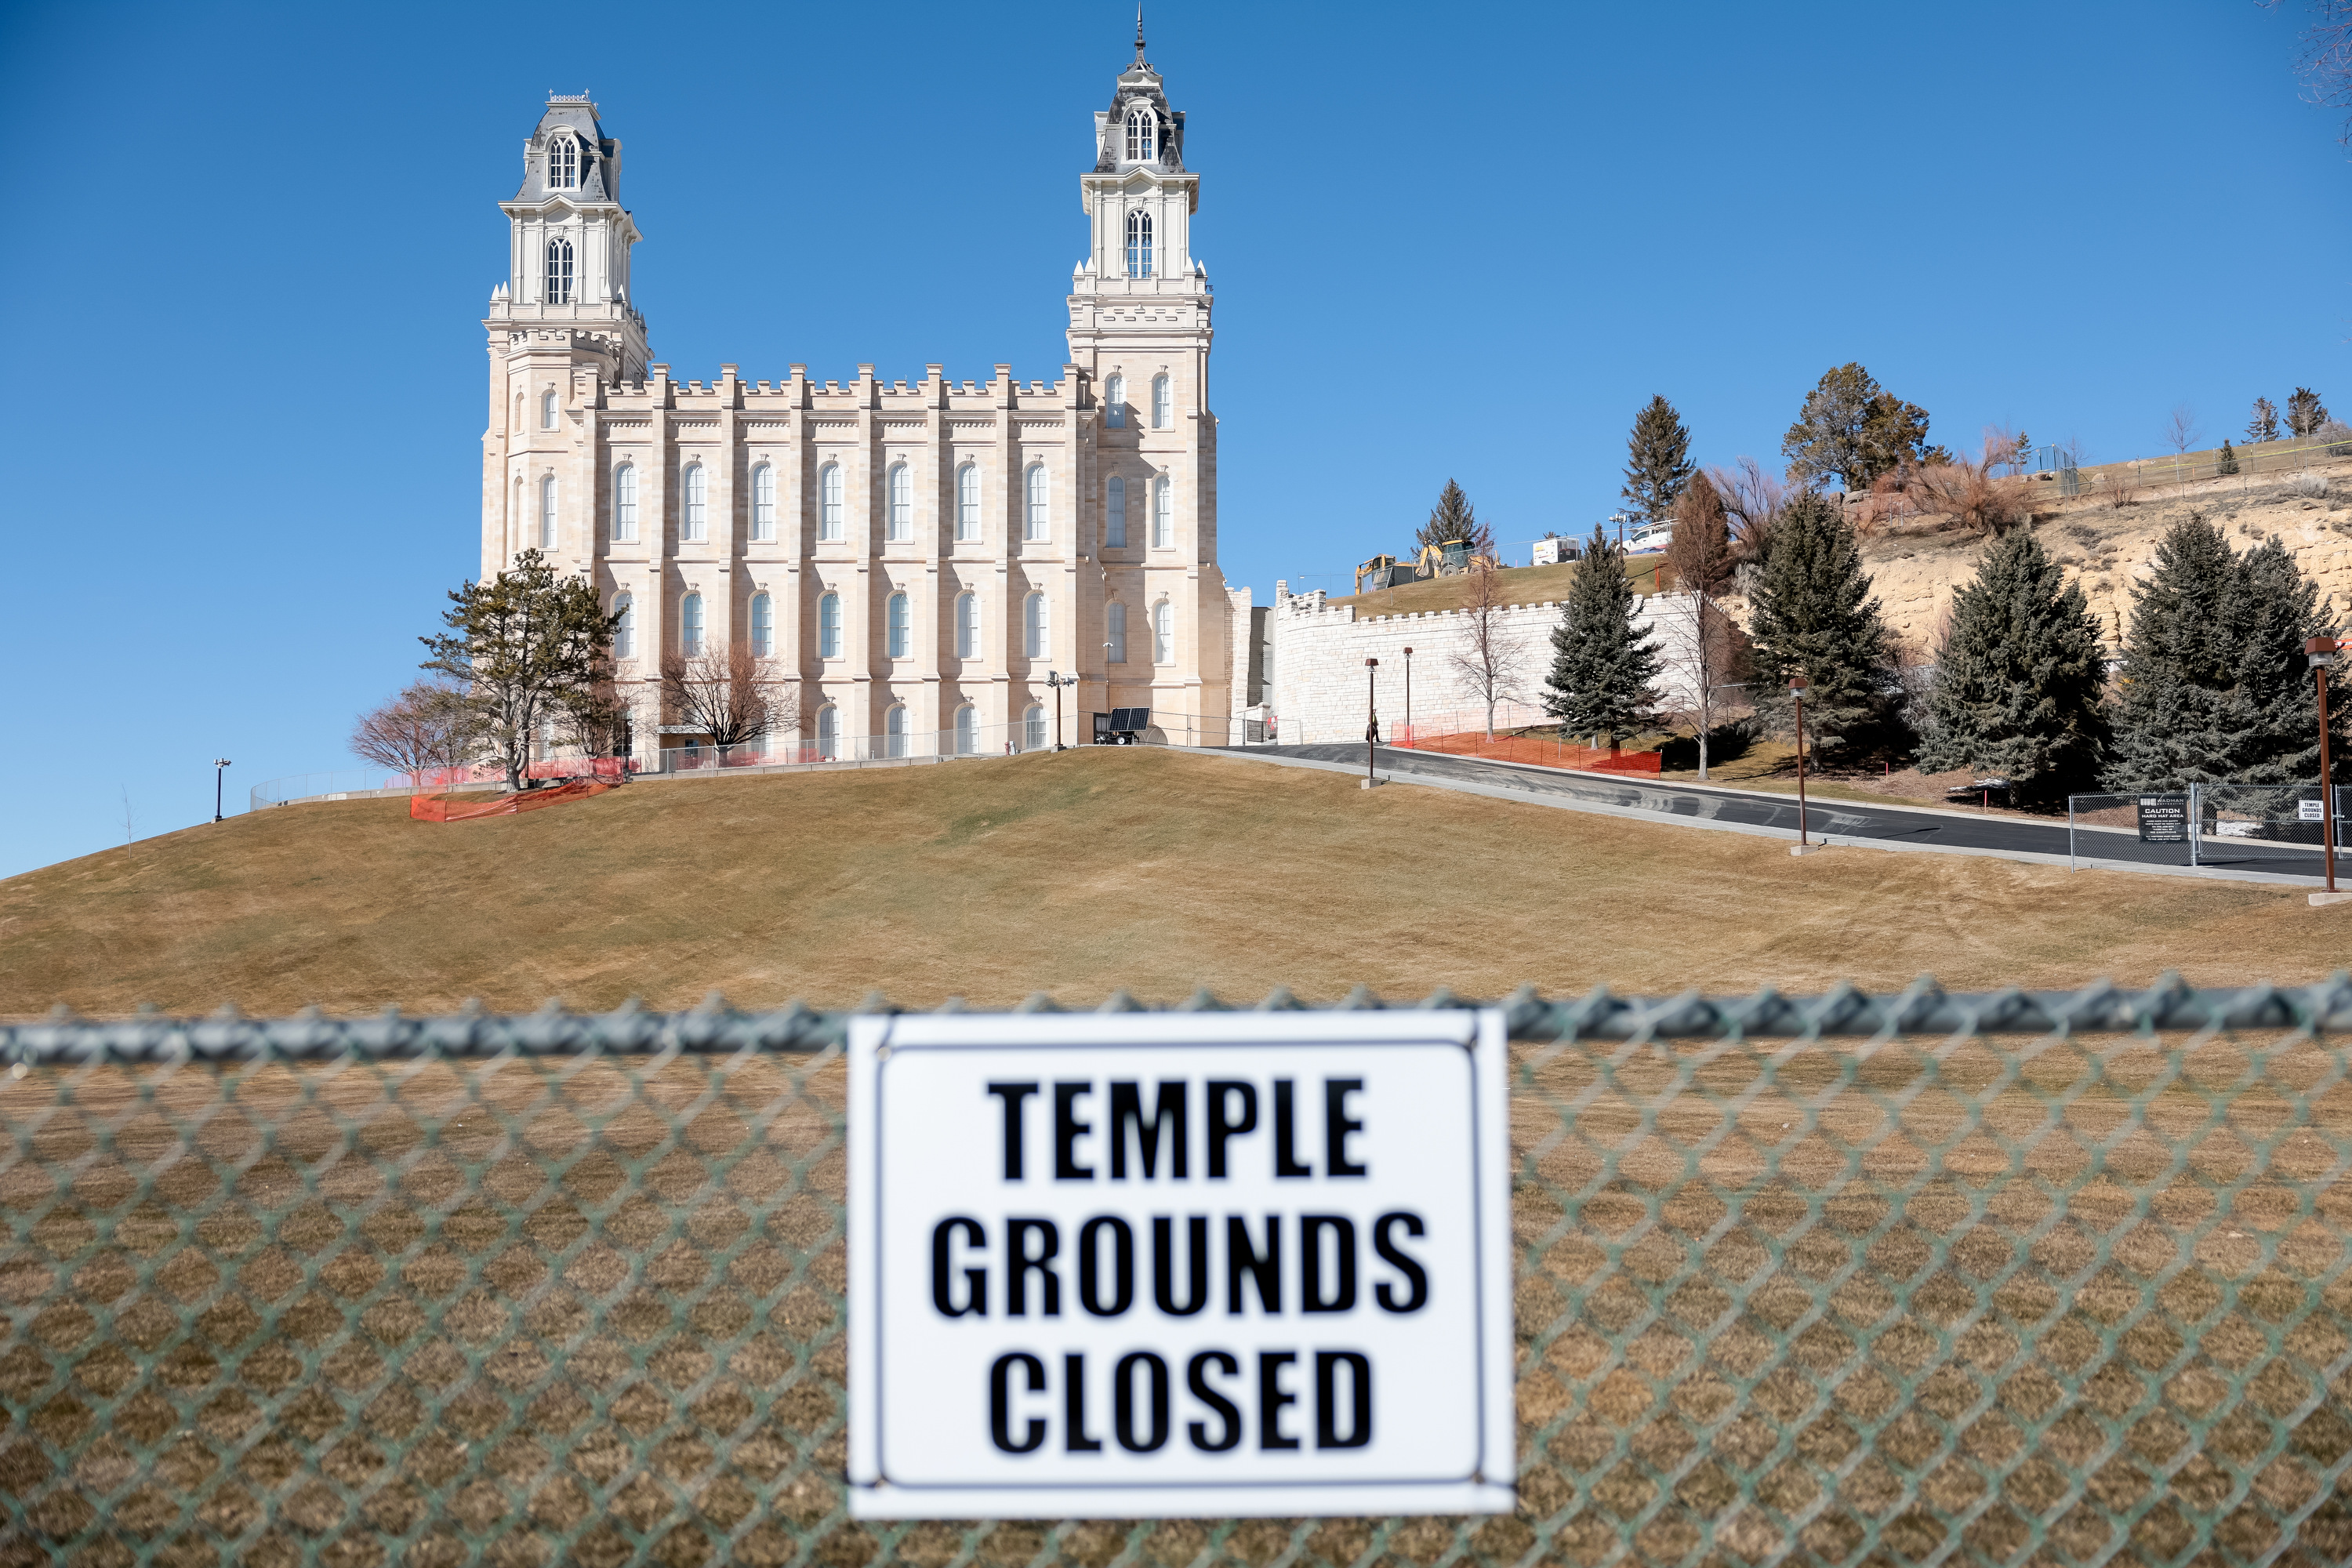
[846,1010,1515,1519]
[2301,799,2326,822]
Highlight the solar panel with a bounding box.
[1111,707,1151,730]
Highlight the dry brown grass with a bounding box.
[2,746,2347,1020]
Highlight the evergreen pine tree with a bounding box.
[2288,387,2330,438]
[2248,397,2279,443]
[2014,430,2033,471]
[2217,439,2239,476]
[1415,477,1493,555]
[1621,395,1695,524]
[1543,528,1663,746]
[1745,492,1894,753]
[1915,530,2109,797]
[2105,514,2340,787]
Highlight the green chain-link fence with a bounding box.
[3,980,2350,1567]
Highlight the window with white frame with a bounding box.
[887,592,909,659]
[956,462,980,540]
[1152,599,1172,664]
[819,463,844,540]
[539,475,557,550]
[885,705,906,758]
[818,591,841,659]
[613,593,635,659]
[1024,463,1048,542]
[1152,475,1172,548]
[752,463,775,541]
[548,135,577,189]
[614,462,637,542]
[1023,704,1047,753]
[545,238,573,304]
[542,390,557,429]
[681,592,705,657]
[954,591,977,659]
[816,705,839,761]
[1105,372,1125,429]
[953,704,975,755]
[683,463,707,543]
[887,462,911,542]
[1125,209,1153,278]
[1024,591,1048,659]
[1152,373,1171,428]
[1126,107,1156,162]
[1105,476,1127,547]
[1106,600,1127,663]
[751,593,774,658]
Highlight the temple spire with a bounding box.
[1134,2,1147,65]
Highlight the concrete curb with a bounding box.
[1207,748,2328,891]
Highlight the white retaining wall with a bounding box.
[1266,580,1703,745]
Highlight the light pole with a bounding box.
[2309,637,2342,898]
[1403,646,1414,749]
[1045,670,1076,751]
[1788,675,1816,855]
[212,758,232,823]
[1364,657,1381,789]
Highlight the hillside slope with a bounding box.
[1,748,2341,1018]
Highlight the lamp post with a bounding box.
[212,758,232,823]
[1788,675,1814,854]
[1045,670,1076,752]
[2309,637,2341,896]
[1364,657,1381,789]
[1403,646,1414,749]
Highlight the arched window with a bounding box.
[955,591,977,659]
[539,474,557,550]
[1105,475,1127,548]
[541,389,557,429]
[815,705,839,761]
[1152,373,1171,429]
[1106,600,1127,663]
[752,463,775,541]
[819,463,844,540]
[614,462,637,542]
[545,238,573,304]
[887,592,909,659]
[1152,599,1173,665]
[954,704,976,756]
[1024,463,1048,542]
[818,591,841,659]
[751,593,774,658]
[885,705,907,758]
[612,593,635,660]
[1125,209,1153,278]
[1024,590,1049,659]
[1152,475,1172,548]
[1105,372,1126,429]
[515,392,525,431]
[682,463,707,542]
[548,135,577,189]
[681,591,705,657]
[1126,107,1156,162]
[956,462,980,541]
[887,462,911,542]
[1023,704,1047,753]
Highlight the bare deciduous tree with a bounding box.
[1660,591,1747,781]
[659,641,797,750]
[1704,456,1787,561]
[2270,0,2352,140]
[1450,557,1526,740]
[2162,405,2199,457]
[352,681,479,784]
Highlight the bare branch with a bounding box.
[659,642,799,749]
[1446,558,1528,740]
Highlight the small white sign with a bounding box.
[847,1010,1515,1519]
[2301,799,2326,822]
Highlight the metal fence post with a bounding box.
[2068,794,2076,871]
[2189,782,2201,868]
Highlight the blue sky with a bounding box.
[2,0,2347,877]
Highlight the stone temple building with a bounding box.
[477,31,1254,764]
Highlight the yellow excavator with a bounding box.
[1353,553,1403,594]
[1356,539,1501,595]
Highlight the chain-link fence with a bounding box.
[2069,786,2344,877]
[5,983,2350,1567]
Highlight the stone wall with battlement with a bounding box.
[1266,581,1703,746]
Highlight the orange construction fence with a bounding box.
[1404,729,1663,775]
[409,779,619,822]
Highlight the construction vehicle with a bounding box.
[1353,553,1404,593]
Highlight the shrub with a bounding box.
[2292,470,2328,499]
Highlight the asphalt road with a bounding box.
[1240,744,2332,880]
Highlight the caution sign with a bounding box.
[847,1011,1515,1519]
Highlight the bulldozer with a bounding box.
[1353,553,1403,594]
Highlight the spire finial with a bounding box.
[1134,2,1147,64]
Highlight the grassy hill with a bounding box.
[2,748,2343,1018]
[1323,552,1668,617]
